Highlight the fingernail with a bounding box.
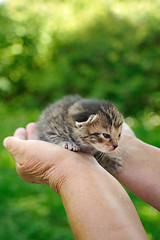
[3,137,9,148]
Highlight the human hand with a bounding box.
[121,122,135,138]
[3,123,94,193]
[117,122,136,149]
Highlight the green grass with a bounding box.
[0,166,73,240]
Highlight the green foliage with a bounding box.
[0,0,160,239]
[0,165,73,240]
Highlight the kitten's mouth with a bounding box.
[91,142,118,153]
[96,146,115,153]
[108,147,115,152]
[105,145,118,152]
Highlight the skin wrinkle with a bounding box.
[10,137,71,189]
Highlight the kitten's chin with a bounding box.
[103,148,114,153]
[108,146,116,152]
[94,145,115,153]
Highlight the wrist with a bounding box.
[48,151,98,194]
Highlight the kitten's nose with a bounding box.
[113,144,118,149]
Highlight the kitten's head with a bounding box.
[69,99,123,153]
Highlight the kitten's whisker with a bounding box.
[114,148,120,155]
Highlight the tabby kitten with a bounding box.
[36,95,123,174]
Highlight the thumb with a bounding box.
[3,137,25,155]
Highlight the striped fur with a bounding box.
[36,95,123,173]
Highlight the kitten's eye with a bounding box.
[102,133,110,139]
[118,133,121,139]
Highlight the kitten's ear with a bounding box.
[75,114,98,128]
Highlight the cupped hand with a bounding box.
[3,123,93,193]
[3,122,135,191]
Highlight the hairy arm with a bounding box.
[114,123,160,211]
[3,123,147,240]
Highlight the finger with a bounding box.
[3,137,25,156]
[14,127,27,140]
[122,122,129,134]
[122,122,135,137]
[26,122,37,140]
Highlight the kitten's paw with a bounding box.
[63,142,80,152]
[96,153,123,174]
[107,156,123,174]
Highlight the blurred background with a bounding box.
[0,0,160,239]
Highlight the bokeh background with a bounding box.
[0,0,160,239]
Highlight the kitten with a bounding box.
[36,95,123,174]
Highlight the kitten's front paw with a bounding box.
[63,142,80,152]
[107,156,123,174]
[96,154,123,174]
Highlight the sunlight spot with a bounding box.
[141,205,159,220]
[0,0,9,3]
[125,117,137,128]
[143,112,160,130]
[109,1,160,22]
[0,77,11,92]
[147,233,153,240]
[11,44,23,55]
